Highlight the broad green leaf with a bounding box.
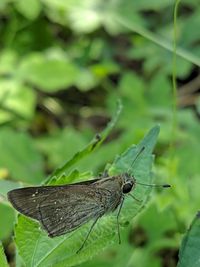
[177,211,200,267]
[15,125,160,267]
[0,129,44,184]
[0,203,15,240]
[77,228,133,267]
[0,242,9,267]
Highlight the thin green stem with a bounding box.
[171,0,181,150]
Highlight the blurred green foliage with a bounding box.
[0,0,200,266]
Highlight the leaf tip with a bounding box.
[154,124,160,132]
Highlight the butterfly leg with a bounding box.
[128,193,142,203]
[99,170,109,179]
[116,196,124,244]
[76,217,99,254]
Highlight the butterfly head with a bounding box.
[121,173,136,194]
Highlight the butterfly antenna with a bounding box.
[136,182,171,188]
[127,146,145,173]
[127,147,171,188]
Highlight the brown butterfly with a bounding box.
[8,147,170,252]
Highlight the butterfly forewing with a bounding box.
[8,186,52,220]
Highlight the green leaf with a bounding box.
[15,125,160,267]
[0,129,44,184]
[0,242,9,267]
[177,211,200,267]
[19,54,79,92]
[14,0,41,20]
[0,203,15,240]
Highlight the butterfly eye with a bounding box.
[122,182,133,194]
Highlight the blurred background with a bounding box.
[0,0,200,266]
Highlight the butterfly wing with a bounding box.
[8,182,111,237]
[8,186,50,220]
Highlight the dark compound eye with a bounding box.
[122,182,133,194]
